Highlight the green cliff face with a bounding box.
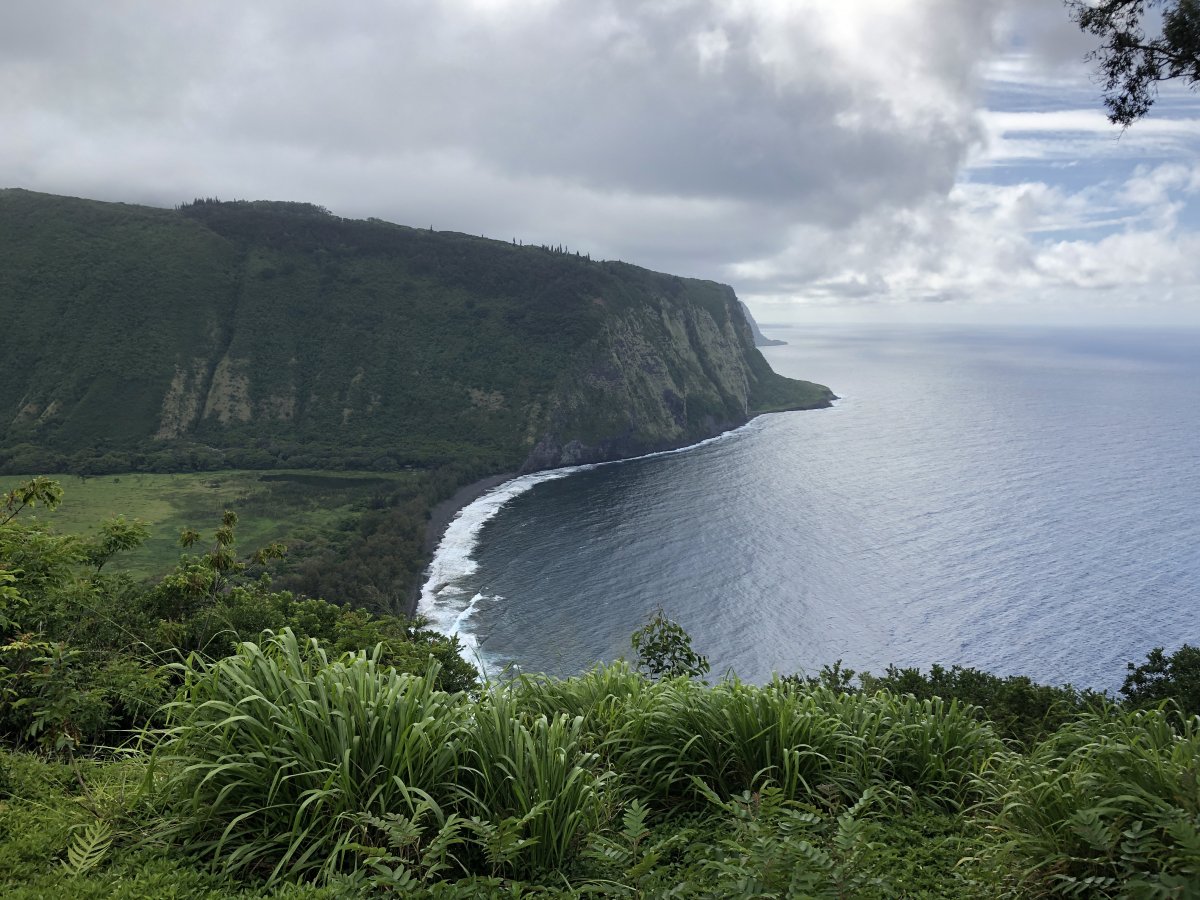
[525,272,831,469]
[0,189,832,474]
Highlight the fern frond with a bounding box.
[62,820,113,876]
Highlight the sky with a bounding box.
[3,1,1198,326]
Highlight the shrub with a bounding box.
[859,663,1102,748]
[630,608,709,681]
[984,707,1200,895]
[1121,644,1200,717]
[0,636,167,753]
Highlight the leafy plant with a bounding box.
[1069,0,1200,127]
[348,798,470,890]
[1,476,63,526]
[677,785,889,898]
[583,798,691,891]
[62,820,113,877]
[983,707,1200,895]
[148,630,469,884]
[460,694,609,877]
[630,608,709,681]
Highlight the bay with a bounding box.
[420,325,1200,692]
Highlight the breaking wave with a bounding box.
[417,420,771,673]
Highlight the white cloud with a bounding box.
[1117,162,1200,207]
[0,1,992,217]
[973,109,1200,168]
[734,161,1200,320]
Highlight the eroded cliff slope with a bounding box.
[525,270,829,469]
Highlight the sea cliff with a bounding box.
[525,281,830,469]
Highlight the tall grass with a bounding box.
[515,664,999,811]
[148,630,468,883]
[151,639,1167,894]
[612,677,860,807]
[983,706,1200,895]
[459,695,610,877]
[148,631,615,885]
[857,692,1003,807]
[511,660,652,741]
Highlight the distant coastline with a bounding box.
[739,300,787,347]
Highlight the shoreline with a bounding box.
[405,401,838,620]
[407,471,516,617]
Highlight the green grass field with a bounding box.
[3,470,420,579]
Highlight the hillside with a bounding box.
[0,189,832,477]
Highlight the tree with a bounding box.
[1,476,62,525]
[1068,0,1200,125]
[1120,644,1200,714]
[630,608,710,680]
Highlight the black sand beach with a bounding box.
[406,472,516,616]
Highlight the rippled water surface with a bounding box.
[421,325,1200,690]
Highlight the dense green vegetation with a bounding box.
[0,189,831,480]
[4,479,1200,897]
[0,477,476,755]
[0,468,469,616]
[2,470,421,579]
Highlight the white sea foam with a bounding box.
[418,417,775,670]
[418,468,579,670]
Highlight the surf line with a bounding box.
[417,414,786,671]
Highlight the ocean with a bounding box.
[420,324,1200,692]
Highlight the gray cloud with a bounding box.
[1,2,992,216]
[1,1,1196,322]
